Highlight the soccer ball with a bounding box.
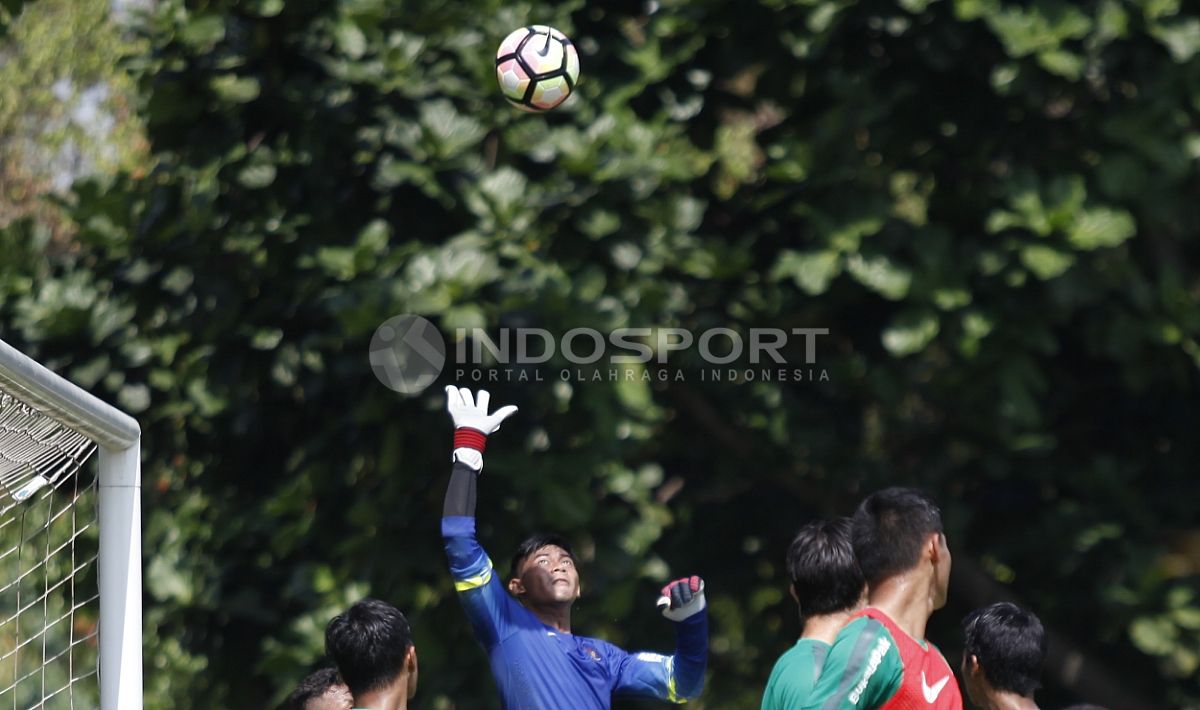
[495,26,580,112]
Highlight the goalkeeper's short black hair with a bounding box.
[284,666,343,710]
[851,487,944,586]
[325,598,413,698]
[786,517,864,619]
[963,602,1047,697]
[510,533,576,579]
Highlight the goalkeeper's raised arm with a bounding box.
[440,386,709,710]
[441,386,519,649]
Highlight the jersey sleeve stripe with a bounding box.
[820,619,890,710]
[453,557,494,591]
[664,657,685,704]
[812,644,830,677]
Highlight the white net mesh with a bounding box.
[0,391,100,709]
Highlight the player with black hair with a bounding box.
[761,517,866,709]
[803,487,963,709]
[325,598,418,710]
[285,667,351,710]
[441,386,708,709]
[961,602,1046,709]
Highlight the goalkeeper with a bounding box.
[440,386,708,709]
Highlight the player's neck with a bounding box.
[982,689,1039,710]
[353,689,408,710]
[527,601,573,633]
[800,608,857,645]
[352,674,411,710]
[867,574,936,641]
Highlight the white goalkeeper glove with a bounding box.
[445,386,518,472]
[656,576,706,622]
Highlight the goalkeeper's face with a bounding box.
[510,545,581,606]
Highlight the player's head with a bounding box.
[786,517,866,620]
[285,667,351,710]
[852,487,950,606]
[325,598,418,703]
[961,602,1046,705]
[507,532,580,607]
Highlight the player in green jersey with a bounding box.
[802,488,963,710]
[761,518,866,710]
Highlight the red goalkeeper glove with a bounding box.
[657,576,706,622]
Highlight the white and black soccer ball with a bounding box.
[495,25,580,112]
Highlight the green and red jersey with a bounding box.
[801,608,962,710]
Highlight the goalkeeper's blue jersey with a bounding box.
[442,516,707,710]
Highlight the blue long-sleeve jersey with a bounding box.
[443,515,708,709]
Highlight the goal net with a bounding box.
[0,340,141,710]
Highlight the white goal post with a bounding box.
[0,338,141,709]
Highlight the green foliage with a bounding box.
[3,0,1200,707]
[0,0,145,235]
[0,0,28,37]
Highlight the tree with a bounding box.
[0,0,146,237]
[2,0,1199,707]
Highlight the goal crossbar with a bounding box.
[0,341,139,450]
[0,338,142,710]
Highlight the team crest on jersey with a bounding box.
[581,645,602,662]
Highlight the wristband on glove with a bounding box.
[454,428,488,452]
